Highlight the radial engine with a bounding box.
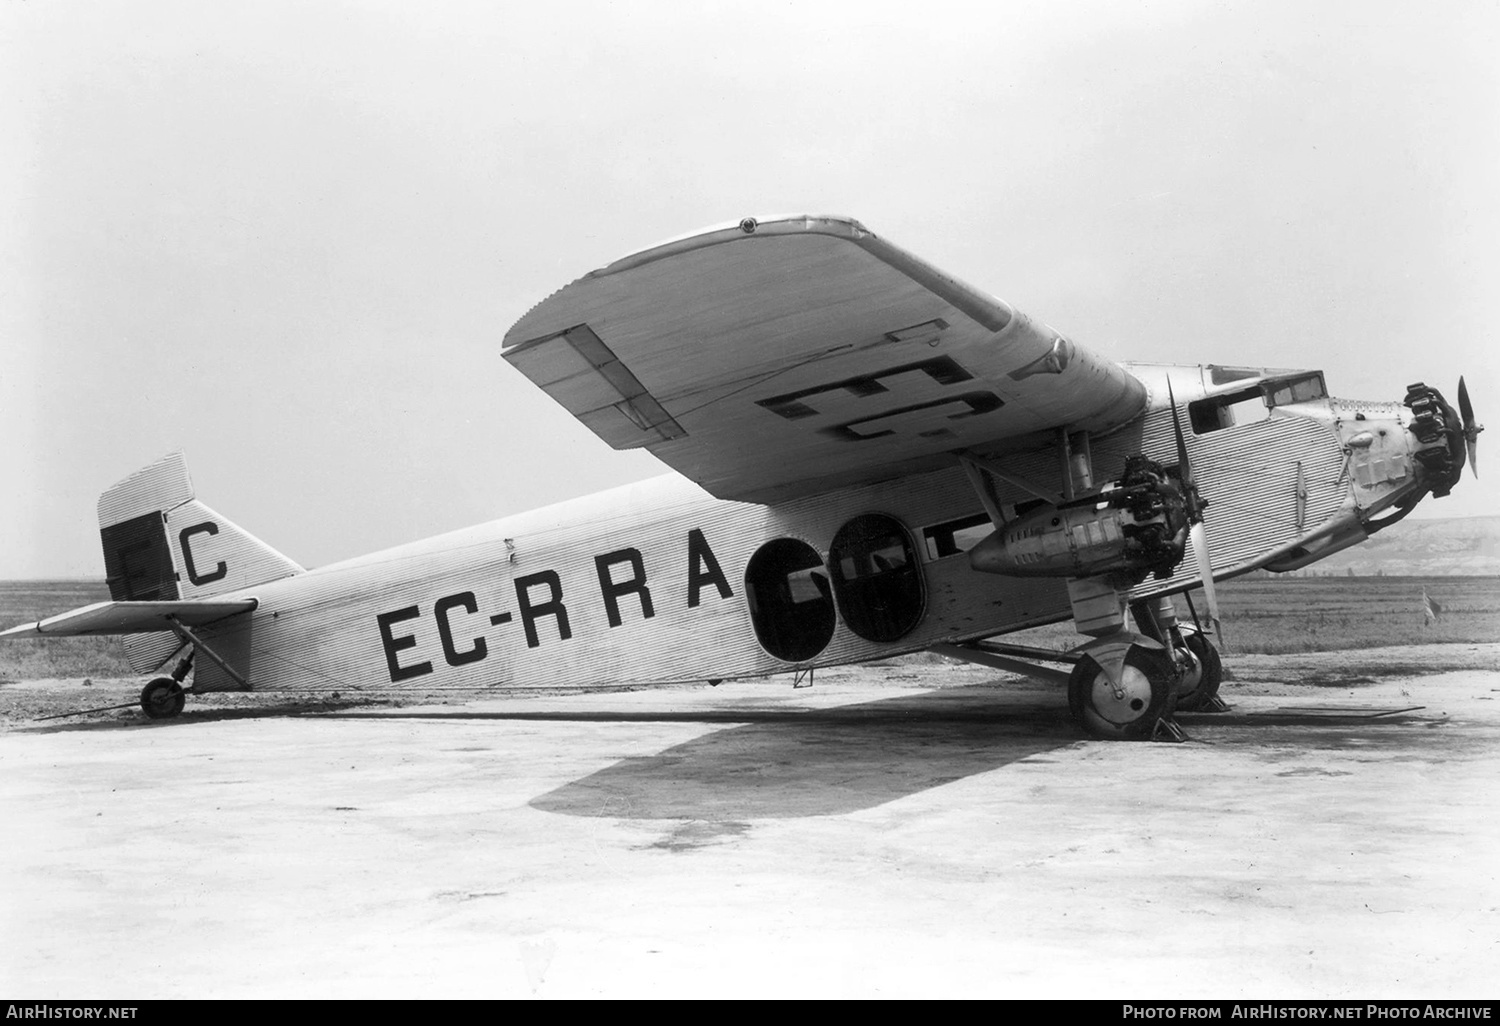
[967,456,1192,585]
[1403,381,1472,499]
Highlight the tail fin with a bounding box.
[98,452,304,602]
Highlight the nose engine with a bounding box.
[1404,379,1482,498]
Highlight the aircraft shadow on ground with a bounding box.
[505,696,1440,819]
[302,684,1088,818]
[514,687,1083,819]
[16,684,1083,814]
[17,686,1443,817]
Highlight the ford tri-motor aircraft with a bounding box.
[5,215,1482,739]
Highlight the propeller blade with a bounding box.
[1167,377,1192,486]
[1190,520,1225,648]
[1169,375,1223,644]
[1458,376,1482,477]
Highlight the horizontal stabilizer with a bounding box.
[0,598,258,638]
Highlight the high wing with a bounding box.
[503,214,1147,504]
[0,598,258,638]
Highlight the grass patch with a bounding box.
[945,576,1500,657]
[0,581,133,680]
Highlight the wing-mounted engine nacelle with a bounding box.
[1403,382,1466,498]
[968,456,1192,583]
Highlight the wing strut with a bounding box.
[165,616,251,691]
[956,450,1064,514]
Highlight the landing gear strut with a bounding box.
[955,424,1224,741]
[1134,596,1225,713]
[1064,595,1225,739]
[1173,628,1224,712]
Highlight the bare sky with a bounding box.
[3,0,1497,577]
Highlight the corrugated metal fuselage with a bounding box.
[186,373,1416,694]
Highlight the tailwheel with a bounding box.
[1173,630,1223,712]
[1068,646,1177,741]
[140,677,186,720]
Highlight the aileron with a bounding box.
[506,323,686,446]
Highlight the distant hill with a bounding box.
[1275,515,1500,577]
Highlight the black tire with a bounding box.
[140,677,186,720]
[1174,631,1223,712]
[1068,646,1176,741]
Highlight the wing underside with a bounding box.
[503,215,1147,503]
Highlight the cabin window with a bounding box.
[744,538,836,662]
[1190,372,1326,434]
[921,512,992,560]
[921,500,1050,560]
[1189,386,1272,434]
[828,513,926,643]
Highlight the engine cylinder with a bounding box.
[1403,382,1465,497]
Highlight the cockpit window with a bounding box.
[1190,387,1270,433]
[1189,372,1326,434]
[1265,373,1326,407]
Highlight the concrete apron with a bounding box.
[2,668,1497,999]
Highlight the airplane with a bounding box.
[3,214,1483,740]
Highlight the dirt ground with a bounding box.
[2,644,1498,998]
[4,642,1496,729]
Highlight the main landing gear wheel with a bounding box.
[1068,647,1176,741]
[140,677,186,720]
[1173,631,1223,712]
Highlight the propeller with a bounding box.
[1167,378,1224,645]
[1457,376,1483,476]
